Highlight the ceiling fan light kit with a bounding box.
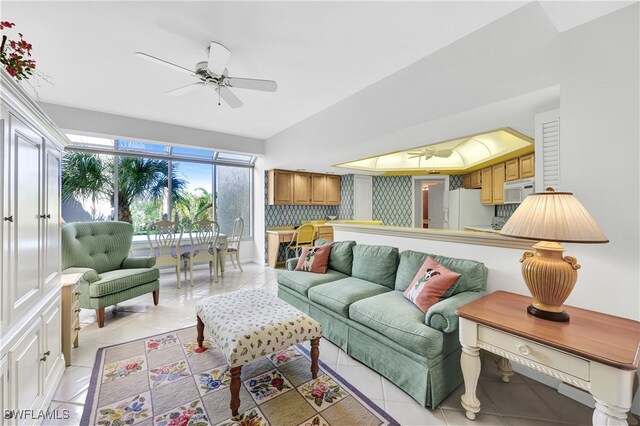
[135,41,277,108]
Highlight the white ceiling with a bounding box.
[2,1,632,143]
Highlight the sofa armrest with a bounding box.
[121,256,157,269]
[425,291,487,333]
[285,258,299,271]
[62,267,100,284]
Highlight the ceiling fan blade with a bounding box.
[166,82,205,96]
[216,86,243,108]
[208,42,231,77]
[135,52,195,76]
[407,154,422,159]
[433,149,454,158]
[226,77,278,92]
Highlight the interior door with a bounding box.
[427,183,445,229]
[353,175,372,220]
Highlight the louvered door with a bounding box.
[535,109,560,191]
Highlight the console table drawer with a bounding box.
[478,326,590,381]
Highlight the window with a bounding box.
[62,135,254,238]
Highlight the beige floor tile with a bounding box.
[42,402,85,426]
[528,382,593,425]
[381,377,419,405]
[385,401,447,426]
[439,382,500,415]
[482,381,557,421]
[335,364,384,400]
[51,366,92,403]
[441,408,506,426]
[502,416,570,426]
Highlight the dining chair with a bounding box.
[286,223,315,259]
[220,217,244,272]
[146,220,183,288]
[182,220,220,286]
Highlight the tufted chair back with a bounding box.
[62,221,134,274]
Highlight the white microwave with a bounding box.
[503,179,535,204]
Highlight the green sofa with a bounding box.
[277,241,487,408]
[62,221,160,328]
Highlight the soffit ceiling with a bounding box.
[2,1,632,143]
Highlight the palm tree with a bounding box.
[173,187,214,229]
[62,152,186,224]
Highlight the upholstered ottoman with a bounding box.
[195,289,322,416]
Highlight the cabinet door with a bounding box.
[43,145,61,291]
[470,170,482,189]
[293,172,311,205]
[0,355,7,424]
[520,154,535,178]
[9,319,44,417]
[492,163,505,205]
[505,159,519,181]
[462,174,471,189]
[310,174,326,205]
[480,167,492,205]
[6,114,43,323]
[325,175,341,205]
[42,298,61,386]
[268,170,293,205]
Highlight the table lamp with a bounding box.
[500,188,608,322]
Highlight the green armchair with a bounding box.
[62,221,160,327]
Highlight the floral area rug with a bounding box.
[81,326,398,426]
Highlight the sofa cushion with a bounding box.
[316,239,356,275]
[351,245,399,289]
[349,291,444,359]
[277,269,348,297]
[308,277,391,317]
[88,268,160,297]
[395,250,488,295]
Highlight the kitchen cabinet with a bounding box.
[492,163,505,204]
[505,159,519,181]
[470,170,482,188]
[268,169,294,205]
[520,153,535,179]
[326,175,341,205]
[462,174,471,189]
[310,174,326,205]
[268,169,340,205]
[480,167,493,204]
[293,172,311,204]
[1,68,66,420]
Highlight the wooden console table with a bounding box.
[456,291,640,425]
[61,273,83,366]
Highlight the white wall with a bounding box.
[40,102,265,155]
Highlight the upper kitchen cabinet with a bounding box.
[268,169,294,205]
[492,163,505,204]
[480,167,493,204]
[519,153,535,178]
[268,169,340,205]
[505,158,519,181]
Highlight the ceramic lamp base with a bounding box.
[520,241,581,322]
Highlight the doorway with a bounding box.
[413,176,449,230]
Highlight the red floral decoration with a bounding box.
[0,21,36,80]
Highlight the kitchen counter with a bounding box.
[464,226,502,234]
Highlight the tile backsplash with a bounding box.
[495,203,519,218]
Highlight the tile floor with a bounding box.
[48,263,608,425]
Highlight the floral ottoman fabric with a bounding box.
[196,289,322,368]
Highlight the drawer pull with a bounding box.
[517,344,531,356]
[3,215,13,222]
[74,309,81,313]
[74,327,81,331]
[74,291,81,296]
[40,350,50,362]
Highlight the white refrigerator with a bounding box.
[447,189,494,230]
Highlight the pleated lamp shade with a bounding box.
[500,189,608,243]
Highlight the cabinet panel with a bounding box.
[0,355,6,425]
[462,174,471,189]
[42,298,61,386]
[505,159,519,181]
[8,115,43,322]
[310,174,326,205]
[9,320,44,416]
[520,153,535,178]
[325,175,341,205]
[470,170,482,189]
[293,172,311,205]
[268,169,293,205]
[480,167,492,205]
[44,146,61,290]
[492,163,505,205]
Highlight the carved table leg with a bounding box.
[310,337,320,379]
[461,344,482,420]
[593,398,629,426]
[195,315,207,354]
[230,366,242,417]
[491,353,514,383]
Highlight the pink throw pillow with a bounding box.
[403,257,461,312]
[294,245,331,274]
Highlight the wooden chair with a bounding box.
[146,220,183,288]
[286,223,315,259]
[220,217,244,272]
[182,220,220,286]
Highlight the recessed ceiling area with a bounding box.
[335,128,533,174]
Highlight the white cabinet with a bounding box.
[0,68,67,423]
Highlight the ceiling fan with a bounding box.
[135,42,277,108]
[407,147,454,160]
